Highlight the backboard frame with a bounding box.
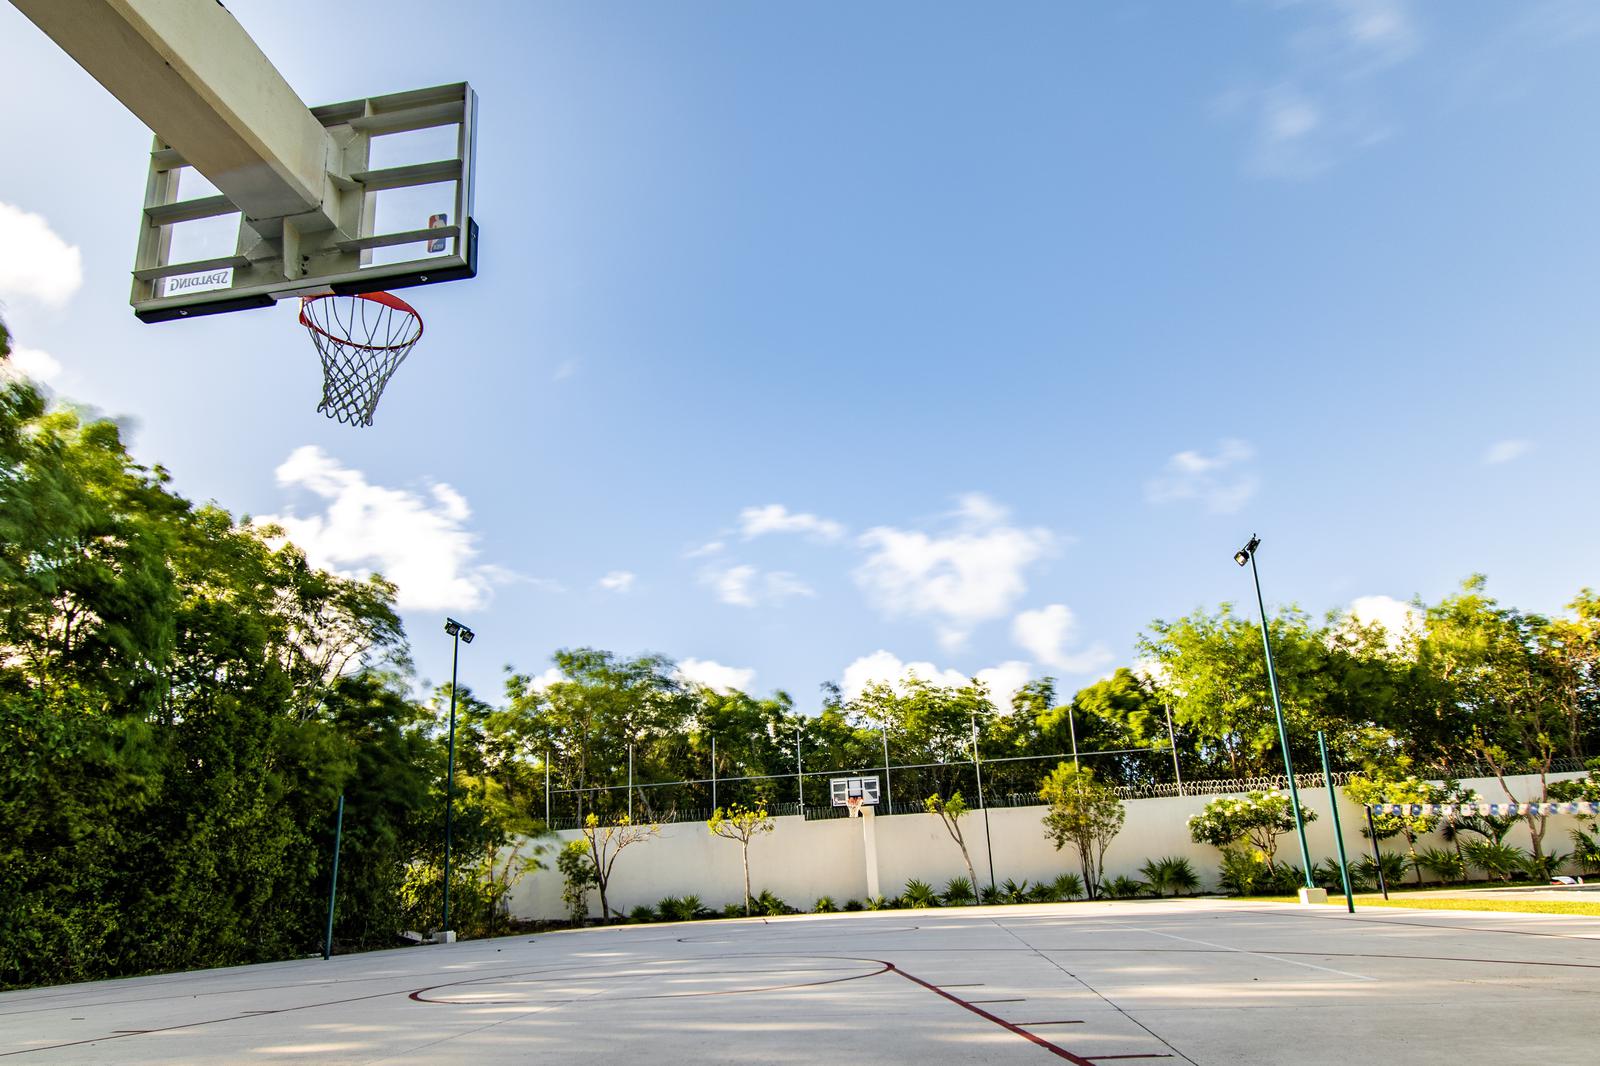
[131,82,479,323]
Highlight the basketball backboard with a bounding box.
[11,1,479,323]
[830,776,881,807]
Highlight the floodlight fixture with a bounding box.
[1234,535,1260,567]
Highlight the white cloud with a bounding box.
[1011,605,1116,675]
[685,540,725,558]
[1345,594,1422,652]
[675,658,756,694]
[597,570,636,593]
[0,204,83,309]
[839,650,1033,713]
[738,503,846,542]
[0,345,62,384]
[1218,1,1417,178]
[258,445,507,611]
[702,563,815,608]
[1146,439,1259,514]
[853,493,1052,648]
[521,667,565,693]
[1484,439,1533,465]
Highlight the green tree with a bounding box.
[708,804,776,914]
[925,791,980,900]
[1187,791,1318,871]
[1039,763,1125,899]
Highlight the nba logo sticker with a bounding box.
[427,213,448,253]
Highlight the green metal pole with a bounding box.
[322,793,344,960]
[1249,549,1314,888]
[442,629,460,936]
[1317,731,1355,913]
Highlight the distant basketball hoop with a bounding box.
[298,291,424,427]
[831,775,880,817]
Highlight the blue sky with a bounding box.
[2,0,1598,708]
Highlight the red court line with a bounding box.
[889,963,1097,1065]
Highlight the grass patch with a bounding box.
[1254,895,1600,918]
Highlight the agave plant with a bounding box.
[1104,875,1146,899]
[901,879,939,908]
[1140,857,1199,897]
[813,895,837,913]
[942,876,976,905]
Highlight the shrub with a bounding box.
[1516,850,1568,881]
[1461,839,1525,882]
[900,879,939,908]
[754,889,789,917]
[1413,847,1466,884]
[1046,872,1085,901]
[1571,827,1600,875]
[999,878,1032,904]
[656,895,701,922]
[721,901,747,919]
[1352,850,1409,890]
[865,895,891,910]
[814,895,837,913]
[942,877,975,905]
[1104,875,1146,899]
[1311,859,1351,893]
[979,884,1003,905]
[629,904,657,923]
[1217,847,1271,896]
[843,899,864,912]
[1140,857,1199,897]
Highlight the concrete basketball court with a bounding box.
[4,899,1597,1065]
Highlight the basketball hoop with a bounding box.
[298,292,424,427]
[846,795,863,818]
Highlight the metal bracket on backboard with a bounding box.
[131,82,478,323]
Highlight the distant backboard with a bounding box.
[830,776,881,806]
[11,1,479,324]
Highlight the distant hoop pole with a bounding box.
[322,793,344,961]
[1363,806,1390,900]
[1317,731,1355,913]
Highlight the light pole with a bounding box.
[441,617,475,939]
[1234,536,1313,889]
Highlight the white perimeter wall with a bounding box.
[504,771,1584,920]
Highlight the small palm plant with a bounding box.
[1413,847,1466,884]
[1000,878,1032,904]
[901,879,939,908]
[1140,856,1200,897]
[1571,826,1600,875]
[814,895,837,913]
[865,895,891,910]
[1104,875,1146,899]
[942,876,975,905]
[1461,839,1525,883]
[1047,872,1085,901]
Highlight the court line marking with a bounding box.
[1135,928,1375,981]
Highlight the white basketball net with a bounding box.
[846,795,863,818]
[299,292,424,427]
